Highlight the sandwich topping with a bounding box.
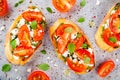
[102,3,120,48]
[53,23,94,73]
[10,7,46,59]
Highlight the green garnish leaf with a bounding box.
[108,37,117,43]
[14,3,19,7]
[80,0,86,7]
[82,43,88,49]
[64,27,73,33]
[10,39,16,49]
[77,33,82,38]
[30,20,37,29]
[2,64,11,72]
[37,63,50,71]
[46,7,53,13]
[102,26,105,31]
[78,17,85,23]
[40,21,46,28]
[68,43,76,53]
[19,0,24,4]
[41,50,47,54]
[118,25,120,29]
[84,56,90,64]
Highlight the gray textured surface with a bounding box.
[0,0,120,80]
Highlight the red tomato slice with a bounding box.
[116,33,120,41]
[109,8,120,34]
[14,45,34,57]
[0,0,8,16]
[76,49,94,64]
[102,28,118,47]
[72,36,85,50]
[67,57,86,72]
[97,60,115,78]
[33,24,44,41]
[18,24,30,46]
[52,0,76,12]
[22,11,43,23]
[27,71,50,80]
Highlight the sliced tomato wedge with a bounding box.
[18,24,31,46]
[33,24,44,41]
[102,28,118,47]
[52,0,76,12]
[97,60,115,78]
[27,71,50,80]
[72,36,85,50]
[14,45,34,57]
[22,11,43,23]
[109,8,120,34]
[76,49,94,64]
[67,57,86,72]
[0,0,8,16]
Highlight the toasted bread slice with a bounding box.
[4,6,46,65]
[95,3,120,52]
[49,18,95,74]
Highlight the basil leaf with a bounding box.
[46,7,53,13]
[80,0,86,7]
[102,26,105,31]
[10,39,16,49]
[82,43,88,49]
[68,43,76,53]
[30,20,37,29]
[37,63,50,71]
[78,17,85,23]
[2,64,11,72]
[77,33,82,38]
[19,0,24,4]
[41,50,46,54]
[14,3,19,7]
[108,37,117,43]
[64,27,73,33]
[84,56,90,64]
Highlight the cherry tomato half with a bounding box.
[97,60,115,78]
[109,8,120,34]
[102,28,118,47]
[0,0,8,16]
[18,24,30,46]
[22,11,43,23]
[52,0,76,12]
[27,71,50,80]
[14,45,34,57]
[33,24,44,41]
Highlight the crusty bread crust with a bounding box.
[49,18,94,74]
[95,4,119,52]
[4,6,45,65]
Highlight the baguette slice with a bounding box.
[49,18,95,74]
[95,3,120,52]
[4,6,46,65]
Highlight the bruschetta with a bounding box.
[4,6,46,65]
[49,18,95,74]
[95,3,120,52]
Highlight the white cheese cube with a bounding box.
[17,18,25,28]
[15,38,20,46]
[87,48,93,54]
[73,58,77,63]
[11,28,18,36]
[62,51,69,57]
[71,33,77,40]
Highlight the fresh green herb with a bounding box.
[14,0,24,7]
[108,37,117,43]
[40,21,46,28]
[62,56,66,61]
[68,43,76,54]
[84,56,90,64]
[14,3,19,7]
[64,27,73,33]
[78,17,85,23]
[102,26,105,31]
[80,0,86,7]
[114,3,120,10]
[41,50,47,54]
[31,43,38,46]
[30,20,37,29]
[10,39,16,49]
[37,63,50,71]
[82,43,88,49]
[118,25,120,29]
[18,0,24,4]
[77,33,82,38]
[46,7,53,13]
[2,64,11,72]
